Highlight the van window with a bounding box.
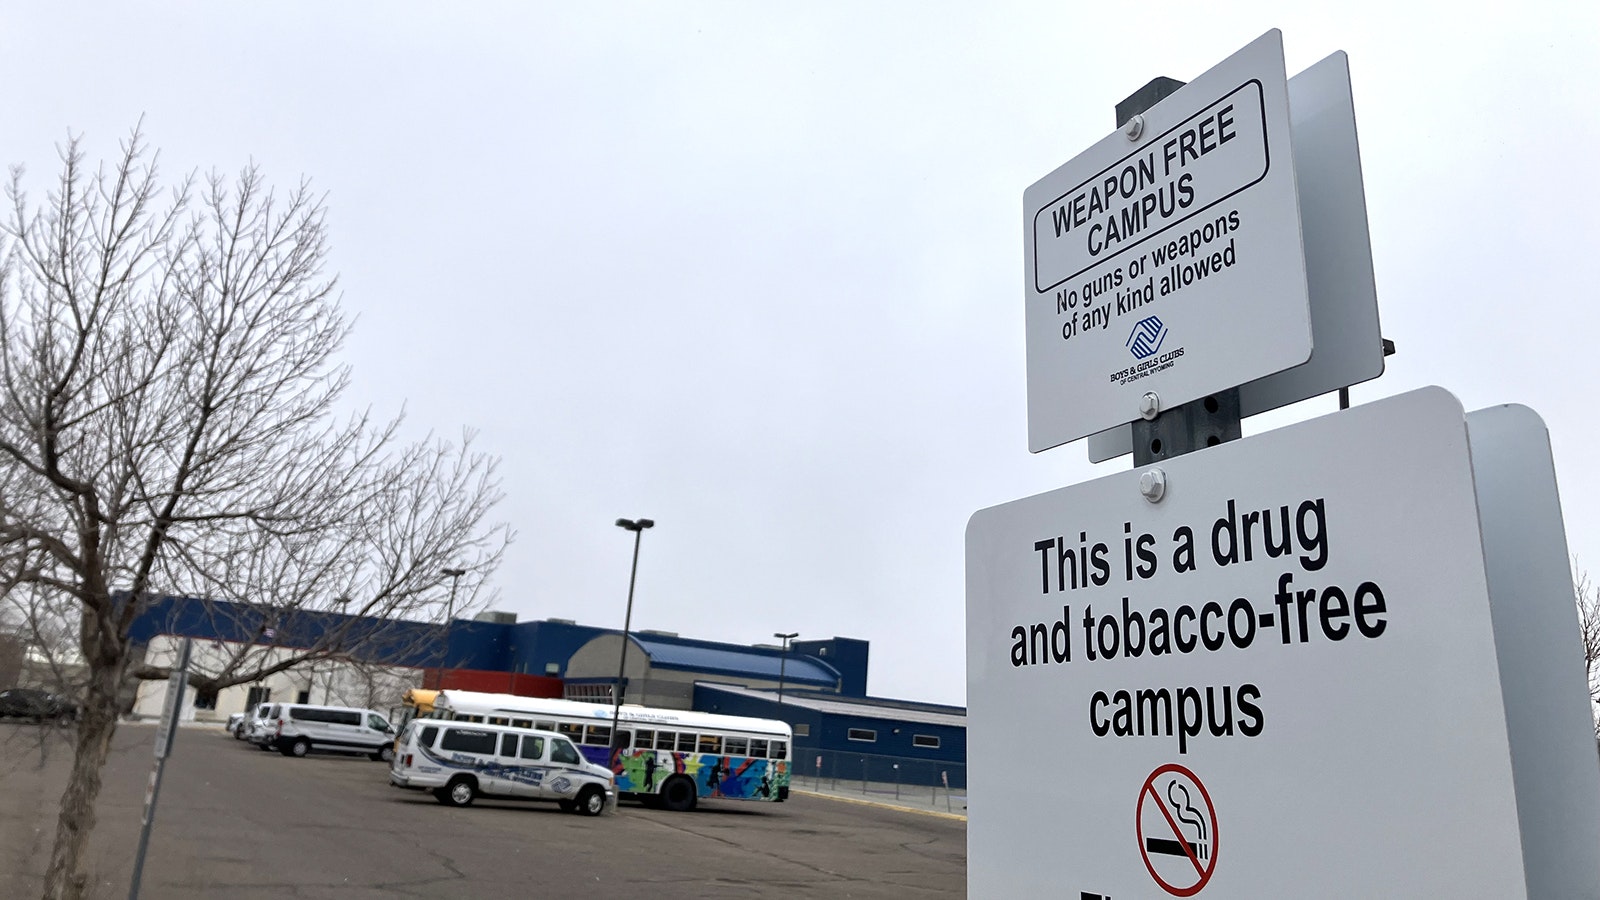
[368,714,390,732]
[335,710,360,726]
[550,739,581,765]
[420,725,438,747]
[519,736,544,760]
[439,728,496,755]
[500,733,518,757]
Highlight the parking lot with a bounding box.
[0,721,965,899]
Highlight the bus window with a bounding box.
[635,729,655,749]
[558,723,584,740]
[655,731,677,750]
[615,730,631,748]
[724,736,748,756]
[676,733,697,753]
[749,738,768,758]
[537,721,555,731]
[698,734,722,754]
[488,715,510,726]
[511,718,532,729]
[769,740,788,760]
[584,725,611,746]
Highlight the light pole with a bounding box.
[611,518,654,751]
[438,567,466,690]
[774,632,799,704]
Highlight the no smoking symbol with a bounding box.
[1136,764,1218,896]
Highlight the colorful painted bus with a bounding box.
[429,690,791,811]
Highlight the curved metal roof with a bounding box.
[631,635,840,687]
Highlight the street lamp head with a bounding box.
[615,518,655,531]
[774,631,799,641]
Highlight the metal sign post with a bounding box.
[128,637,191,900]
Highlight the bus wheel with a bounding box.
[661,776,697,812]
[576,786,607,816]
[436,776,477,808]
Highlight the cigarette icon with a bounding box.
[1144,837,1204,859]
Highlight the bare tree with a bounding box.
[0,128,510,900]
[1575,565,1600,736]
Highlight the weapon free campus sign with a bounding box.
[1024,30,1312,451]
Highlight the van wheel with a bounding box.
[660,776,697,812]
[575,786,607,816]
[371,745,395,763]
[284,738,310,758]
[436,776,476,808]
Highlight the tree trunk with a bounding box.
[41,660,124,900]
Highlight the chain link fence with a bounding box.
[795,747,966,812]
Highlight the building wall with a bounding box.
[507,620,611,678]
[132,635,423,724]
[794,637,869,696]
[563,633,656,702]
[692,684,967,787]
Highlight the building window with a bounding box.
[296,690,310,704]
[192,688,217,711]
[793,723,810,737]
[564,683,614,703]
[847,728,876,743]
[912,734,940,749]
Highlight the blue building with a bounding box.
[127,596,967,781]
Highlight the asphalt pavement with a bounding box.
[0,720,967,899]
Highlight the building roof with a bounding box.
[632,635,840,687]
[698,682,968,729]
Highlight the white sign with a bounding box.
[967,388,1531,897]
[1087,49,1384,462]
[1025,29,1311,452]
[1467,404,1600,898]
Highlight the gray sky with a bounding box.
[4,2,1596,707]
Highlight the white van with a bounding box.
[390,720,615,815]
[268,704,396,761]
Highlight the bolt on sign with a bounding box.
[1024,29,1312,452]
[966,388,1600,897]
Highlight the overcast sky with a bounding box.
[4,2,1596,707]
